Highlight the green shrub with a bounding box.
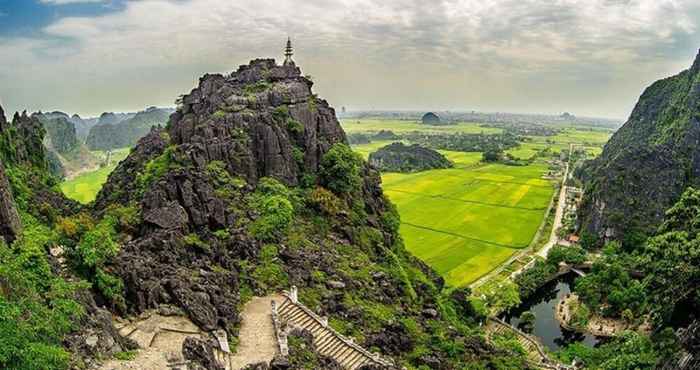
[570,301,590,330]
[183,233,210,251]
[319,143,363,194]
[96,268,125,309]
[287,119,304,134]
[136,146,180,191]
[75,220,119,269]
[213,110,226,119]
[243,81,271,96]
[546,245,587,266]
[114,350,138,361]
[308,186,344,215]
[272,106,289,122]
[252,244,288,291]
[249,178,294,241]
[213,229,231,240]
[249,195,294,241]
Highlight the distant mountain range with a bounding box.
[30,107,173,177]
[86,107,173,150]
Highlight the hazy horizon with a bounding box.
[2,0,700,120]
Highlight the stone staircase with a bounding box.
[275,287,395,370]
[209,288,396,370]
[485,318,573,370]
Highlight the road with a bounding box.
[536,145,572,258]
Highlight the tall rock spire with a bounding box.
[283,37,295,66]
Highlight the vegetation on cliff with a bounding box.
[579,50,700,246]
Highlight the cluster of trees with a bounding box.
[514,245,586,298]
[402,131,520,154]
[554,187,700,369]
[574,188,700,325]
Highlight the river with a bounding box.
[502,273,600,351]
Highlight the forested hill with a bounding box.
[579,49,700,246]
[86,107,173,150]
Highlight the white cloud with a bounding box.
[40,0,104,4]
[2,0,700,118]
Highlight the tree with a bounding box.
[519,311,536,333]
[479,280,521,314]
[638,187,700,322]
[482,149,503,162]
[319,143,364,194]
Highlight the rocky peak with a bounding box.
[230,58,302,84]
[167,58,344,187]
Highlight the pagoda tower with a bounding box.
[283,37,295,66]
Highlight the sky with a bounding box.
[1,0,700,120]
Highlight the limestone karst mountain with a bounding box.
[86,107,173,150]
[369,142,453,172]
[421,111,441,125]
[579,49,700,245]
[35,112,100,178]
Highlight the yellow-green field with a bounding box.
[61,148,131,204]
[351,139,555,286]
[345,119,612,287]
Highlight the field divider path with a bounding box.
[402,222,525,249]
[385,188,547,211]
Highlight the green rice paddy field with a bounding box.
[345,119,612,287]
[360,145,555,286]
[61,148,131,204]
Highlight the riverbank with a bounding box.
[555,294,651,338]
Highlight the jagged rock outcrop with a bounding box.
[7,111,49,167]
[96,59,348,334]
[0,104,6,131]
[0,161,21,244]
[167,60,345,186]
[183,337,225,370]
[87,107,173,150]
[579,50,700,244]
[369,142,453,172]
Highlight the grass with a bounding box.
[60,148,130,204]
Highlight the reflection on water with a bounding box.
[502,273,600,351]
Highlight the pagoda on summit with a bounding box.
[283,37,295,67]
